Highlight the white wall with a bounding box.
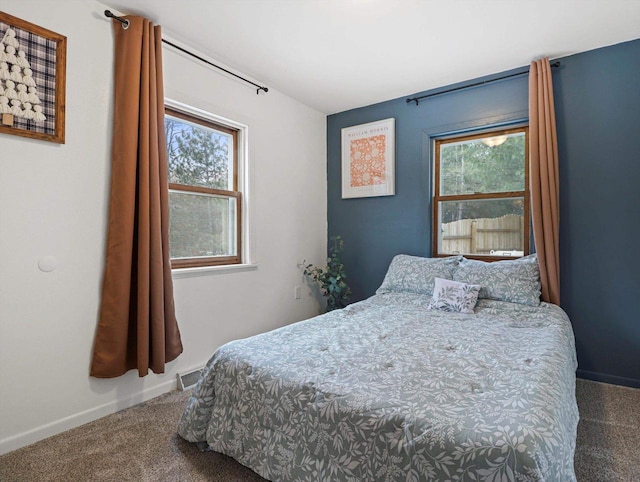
[0,0,327,454]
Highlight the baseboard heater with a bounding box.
[177,367,204,391]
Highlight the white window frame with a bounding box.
[165,99,253,277]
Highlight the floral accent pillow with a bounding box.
[428,278,482,313]
[453,254,541,306]
[376,255,460,297]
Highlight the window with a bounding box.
[433,126,530,259]
[165,106,242,268]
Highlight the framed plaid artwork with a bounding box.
[0,11,66,143]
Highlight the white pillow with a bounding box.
[428,277,481,314]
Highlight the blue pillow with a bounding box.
[453,254,541,306]
[377,255,460,297]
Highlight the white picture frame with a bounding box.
[341,118,395,199]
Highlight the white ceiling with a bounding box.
[106,0,640,114]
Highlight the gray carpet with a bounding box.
[0,378,638,481]
[574,379,640,481]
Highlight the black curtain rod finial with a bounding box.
[104,10,129,29]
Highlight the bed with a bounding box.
[178,254,579,481]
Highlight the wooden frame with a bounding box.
[168,185,242,268]
[341,118,395,198]
[0,11,66,143]
[165,107,241,268]
[433,126,530,261]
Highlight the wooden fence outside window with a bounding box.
[441,214,524,256]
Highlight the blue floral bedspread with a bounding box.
[178,293,578,481]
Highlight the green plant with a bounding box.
[303,236,352,311]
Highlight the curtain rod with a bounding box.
[406,61,560,106]
[104,10,269,95]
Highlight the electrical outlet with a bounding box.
[294,286,302,300]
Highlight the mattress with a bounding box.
[178,292,578,481]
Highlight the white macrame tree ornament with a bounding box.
[0,27,45,125]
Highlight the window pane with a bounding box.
[440,132,525,196]
[165,115,234,190]
[438,198,524,256]
[169,191,237,259]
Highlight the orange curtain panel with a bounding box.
[529,58,560,305]
[91,16,182,378]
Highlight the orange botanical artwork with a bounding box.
[349,135,387,187]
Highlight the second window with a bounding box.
[433,126,530,259]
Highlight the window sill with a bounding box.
[172,263,258,279]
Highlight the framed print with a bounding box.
[0,11,66,143]
[341,118,395,198]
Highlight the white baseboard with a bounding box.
[0,379,177,456]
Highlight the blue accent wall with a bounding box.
[327,38,640,388]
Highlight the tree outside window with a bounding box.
[165,107,241,268]
[433,127,530,259]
